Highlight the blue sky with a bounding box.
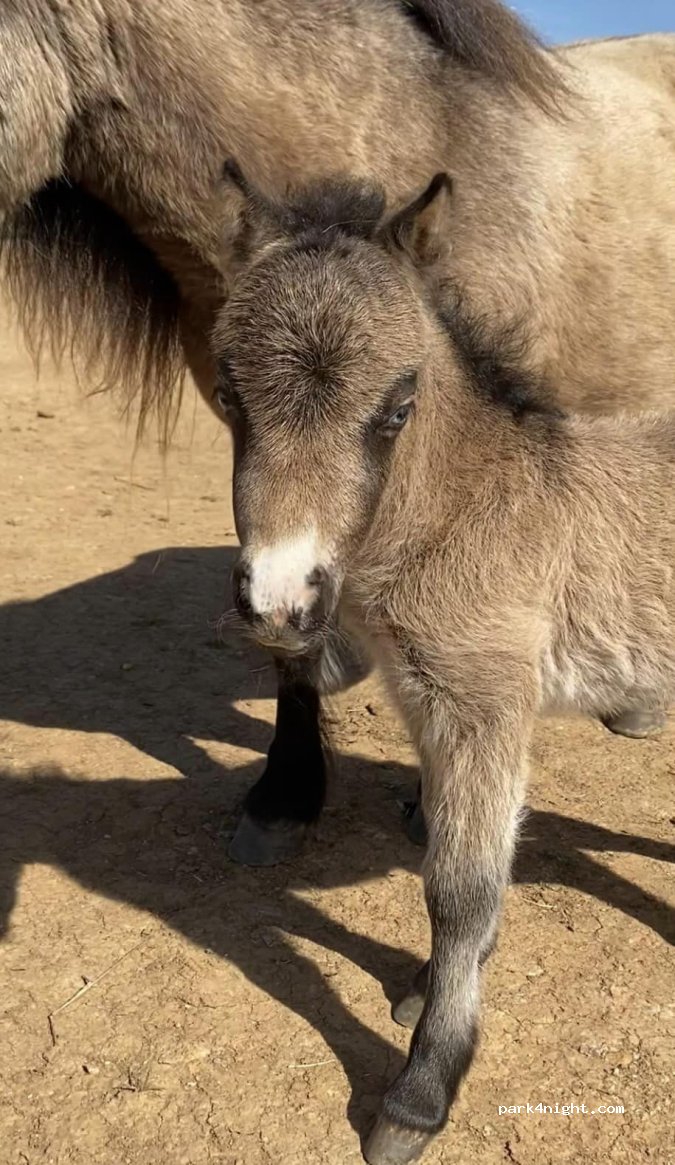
[515,1,674,44]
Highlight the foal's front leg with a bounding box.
[365,668,533,1164]
[229,656,327,865]
[229,628,369,865]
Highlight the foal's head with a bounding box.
[213,163,454,653]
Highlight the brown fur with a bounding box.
[213,172,675,1158]
[1,1,675,434]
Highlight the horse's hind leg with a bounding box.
[229,627,370,866]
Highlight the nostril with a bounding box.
[232,561,252,618]
[304,565,336,625]
[286,606,305,632]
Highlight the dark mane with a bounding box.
[398,0,570,113]
[438,290,564,421]
[276,178,386,240]
[223,159,387,249]
[0,179,186,439]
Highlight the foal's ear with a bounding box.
[221,157,280,258]
[380,173,453,266]
[222,159,277,218]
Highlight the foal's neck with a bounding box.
[374,343,564,549]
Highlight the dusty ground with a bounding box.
[0,306,673,1165]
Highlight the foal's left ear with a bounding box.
[380,173,453,266]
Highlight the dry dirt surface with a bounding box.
[0,306,673,1165]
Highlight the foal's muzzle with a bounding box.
[232,558,334,653]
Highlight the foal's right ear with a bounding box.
[222,159,271,214]
[221,157,281,259]
[380,173,453,267]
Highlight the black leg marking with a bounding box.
[229,658,327,866]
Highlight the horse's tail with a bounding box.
[0,178,186,440]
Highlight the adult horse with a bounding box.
[1,0,675,870]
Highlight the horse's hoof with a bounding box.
[228,813,307,866]
[392,987,425,1030]
[363,1117,433,1165]
[402,799,427,847]
[601,709,666,739]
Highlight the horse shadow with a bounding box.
[0,548,673,1134]
[0,545,277,774]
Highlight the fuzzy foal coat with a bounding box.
[213,182,675,1157]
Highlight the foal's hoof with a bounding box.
[228,813,307,866]
[402,799,428,847]
[392,987,425,1030]
[601,710,666,739]
[363,1117,433,1165]
[393,962,428,1029]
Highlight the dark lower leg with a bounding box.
[365,869,501,1165]
[229,659,327,865]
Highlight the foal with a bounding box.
[213,167,675,1163]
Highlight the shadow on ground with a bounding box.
[1,548,673,1133]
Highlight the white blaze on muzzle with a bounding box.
[245,529,329,619]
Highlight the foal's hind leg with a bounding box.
[365,666,533,1164]
[405,696,667,854]
[229,628,369,866]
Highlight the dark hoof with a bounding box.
[363,1117,433,1165]
[601,710,666,739]
[402,799,427,847]
[392,987,425,1030]
[228,813,307,866]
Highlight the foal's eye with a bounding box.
[380,400,414,436]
